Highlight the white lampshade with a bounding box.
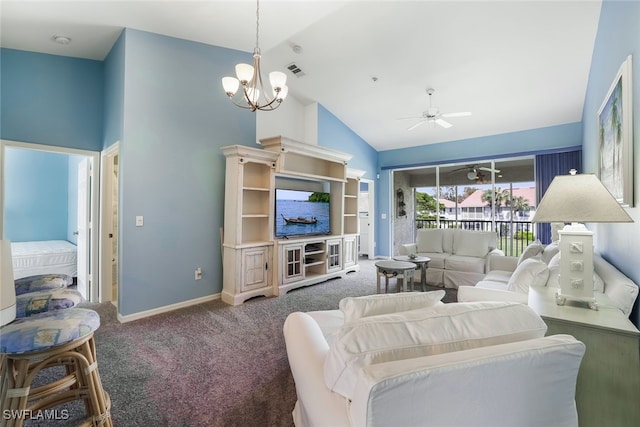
[268,71,287,89]
[235,63,254,84]
[222,77,240,95]
[532,173,633,223]
[0,240,16,327]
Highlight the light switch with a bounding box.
[136,216,144,227]
[381,213,387,219]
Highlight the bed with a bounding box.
[11,240,78,280]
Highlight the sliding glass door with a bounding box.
[397,157,536,257]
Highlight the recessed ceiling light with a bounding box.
[52,35,72,45]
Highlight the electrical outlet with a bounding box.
[195,267,202,280]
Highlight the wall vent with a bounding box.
[286,62,306,77]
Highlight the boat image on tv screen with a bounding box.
[275,189,330,237]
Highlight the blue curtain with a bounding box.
[535,150,582,244]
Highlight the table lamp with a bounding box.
[1,240,16,326]
[532,170,633,309]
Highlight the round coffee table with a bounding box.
[374,260,416,293]
[393,255,431,292]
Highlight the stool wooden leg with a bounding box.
[1,334,112,427]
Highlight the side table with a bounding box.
[374,260,416,293]
[528,286,640,427]
[393,255,431,291]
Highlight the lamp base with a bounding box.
[555,291,598,311]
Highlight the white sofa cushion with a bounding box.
[442,229,455,253]
[324,301,548,399]
[339,291,445,323]
[416,252,447,270]
[518,240,543,265]
[483,269,513,284]
[416,228,444,253]
[445,255,486,274]
[453,230,495,258]
[507,257,550,293]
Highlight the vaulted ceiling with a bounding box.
[0,1,601,151]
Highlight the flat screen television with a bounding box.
[275,189,331,238]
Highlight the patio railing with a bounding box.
[415,219,535,257]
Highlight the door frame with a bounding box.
[0,139,101,302]
[360,178,376,259]
[99,142,119,305]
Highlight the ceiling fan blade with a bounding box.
[435,118,452,128]
[441,112,472,118]
[407,120,427,131]
[478,167,501,173]
[397,115,423,120]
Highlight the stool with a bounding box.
[14,274,74,296]
[0,308,111,427]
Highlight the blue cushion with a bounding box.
[0,308,100,354]
[16,288,84,318]
[15,274,73,296]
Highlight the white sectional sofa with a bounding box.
[284,293,585,427]
[458,242,639,318]
[400,228,503,288]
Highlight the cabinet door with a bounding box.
[241,246,271,292]
[327,239,342,271]
[343,236,357,268]
[283,244,304,283]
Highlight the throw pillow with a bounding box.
[506,257,549,293]
[541,242,560,264]
[324,301,547,399]
[453,231,494,258]
[518,240,543,265]
[416,228,444,253]
[339,291,446,323]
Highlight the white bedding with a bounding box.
[11,240,77,279]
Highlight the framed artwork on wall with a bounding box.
[598,54,633,207]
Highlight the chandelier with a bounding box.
[221,0,288,111]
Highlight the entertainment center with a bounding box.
[221,136,363,305]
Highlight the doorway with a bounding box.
[0,139,101,302]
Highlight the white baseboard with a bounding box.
[116,293,221,323]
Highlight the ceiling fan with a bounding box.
[400,88,472,131]
[450,165,501,182]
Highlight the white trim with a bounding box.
[360,177,376,259]
[99,142,120,304]
[116,293,221,323]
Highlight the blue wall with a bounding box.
[114,29,255,315]
[0,49,104,150]
[318,104,378,175]
[581,0,640,325]
[103,31,126,149]
[4,148,70,242]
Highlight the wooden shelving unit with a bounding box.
[221,137,361,304]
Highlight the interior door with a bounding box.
[76,158,90,298]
